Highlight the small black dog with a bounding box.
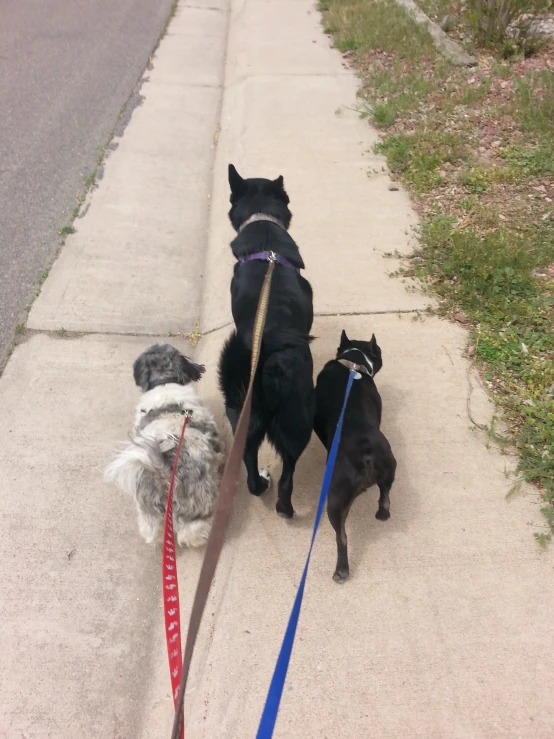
[314,330,396,582]
[218,164,315,518]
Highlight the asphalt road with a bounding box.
[0,0,175,367]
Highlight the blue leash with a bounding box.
[256,369,356,739]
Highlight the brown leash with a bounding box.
[170,258,276,739]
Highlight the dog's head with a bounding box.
[133,344,205,392]
[336,330,383,376]
[227,164,292,232]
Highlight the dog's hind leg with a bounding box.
[275,450,296,519]
[137,508,162,544]
[376,484,392,521]
[267,396,313,518]
[135,469,165,544]
[227,406,271,496]
[327,486,355,583]
[376,454,396,521]
[268,410,312,519]
[245,410,271,496]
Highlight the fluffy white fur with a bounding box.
[105,382,224,547]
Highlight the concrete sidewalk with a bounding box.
[1,0,553,737]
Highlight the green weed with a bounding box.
[323,0,435,62]
[377,130,468,193]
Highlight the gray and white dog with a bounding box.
[105,344,224,547]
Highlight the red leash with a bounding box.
[162,410,190,739]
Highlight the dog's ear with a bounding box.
[340,329,349,347]
[178,355,205,384]
[271,174,290,205]
[228,164,246,197]
[133,353,150,391]
[370,333,377,347]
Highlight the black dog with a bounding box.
[218,164,315,518]
[314,330,396,582]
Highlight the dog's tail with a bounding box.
[104,435,169,497]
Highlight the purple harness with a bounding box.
[237,250,300,274]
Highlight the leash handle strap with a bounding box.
[162,412,189,739]
[256,369,356,739]
[170,260,275,739]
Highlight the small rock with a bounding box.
[454,311,468,324]
[491,140,501,148]
[388,183,399,191]
[440,13,458,32]
[439,169,447,178]
[499,214,507,221]
[466,345,476,358]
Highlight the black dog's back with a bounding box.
[314,359,382,448]
[229,225,314,351]
[314,331,396,582]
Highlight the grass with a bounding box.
[320,0,554,543]
[321,0,436,57]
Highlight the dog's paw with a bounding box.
[275,498,294,519]
[333,568,350,584]
[248,468,271,496]
[177,519,211,548]
[375,507,390,522]
[138,512,161,544]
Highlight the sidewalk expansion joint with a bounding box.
[13,327,205,344]
[199,309,427,340]
[314,308,424,317]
